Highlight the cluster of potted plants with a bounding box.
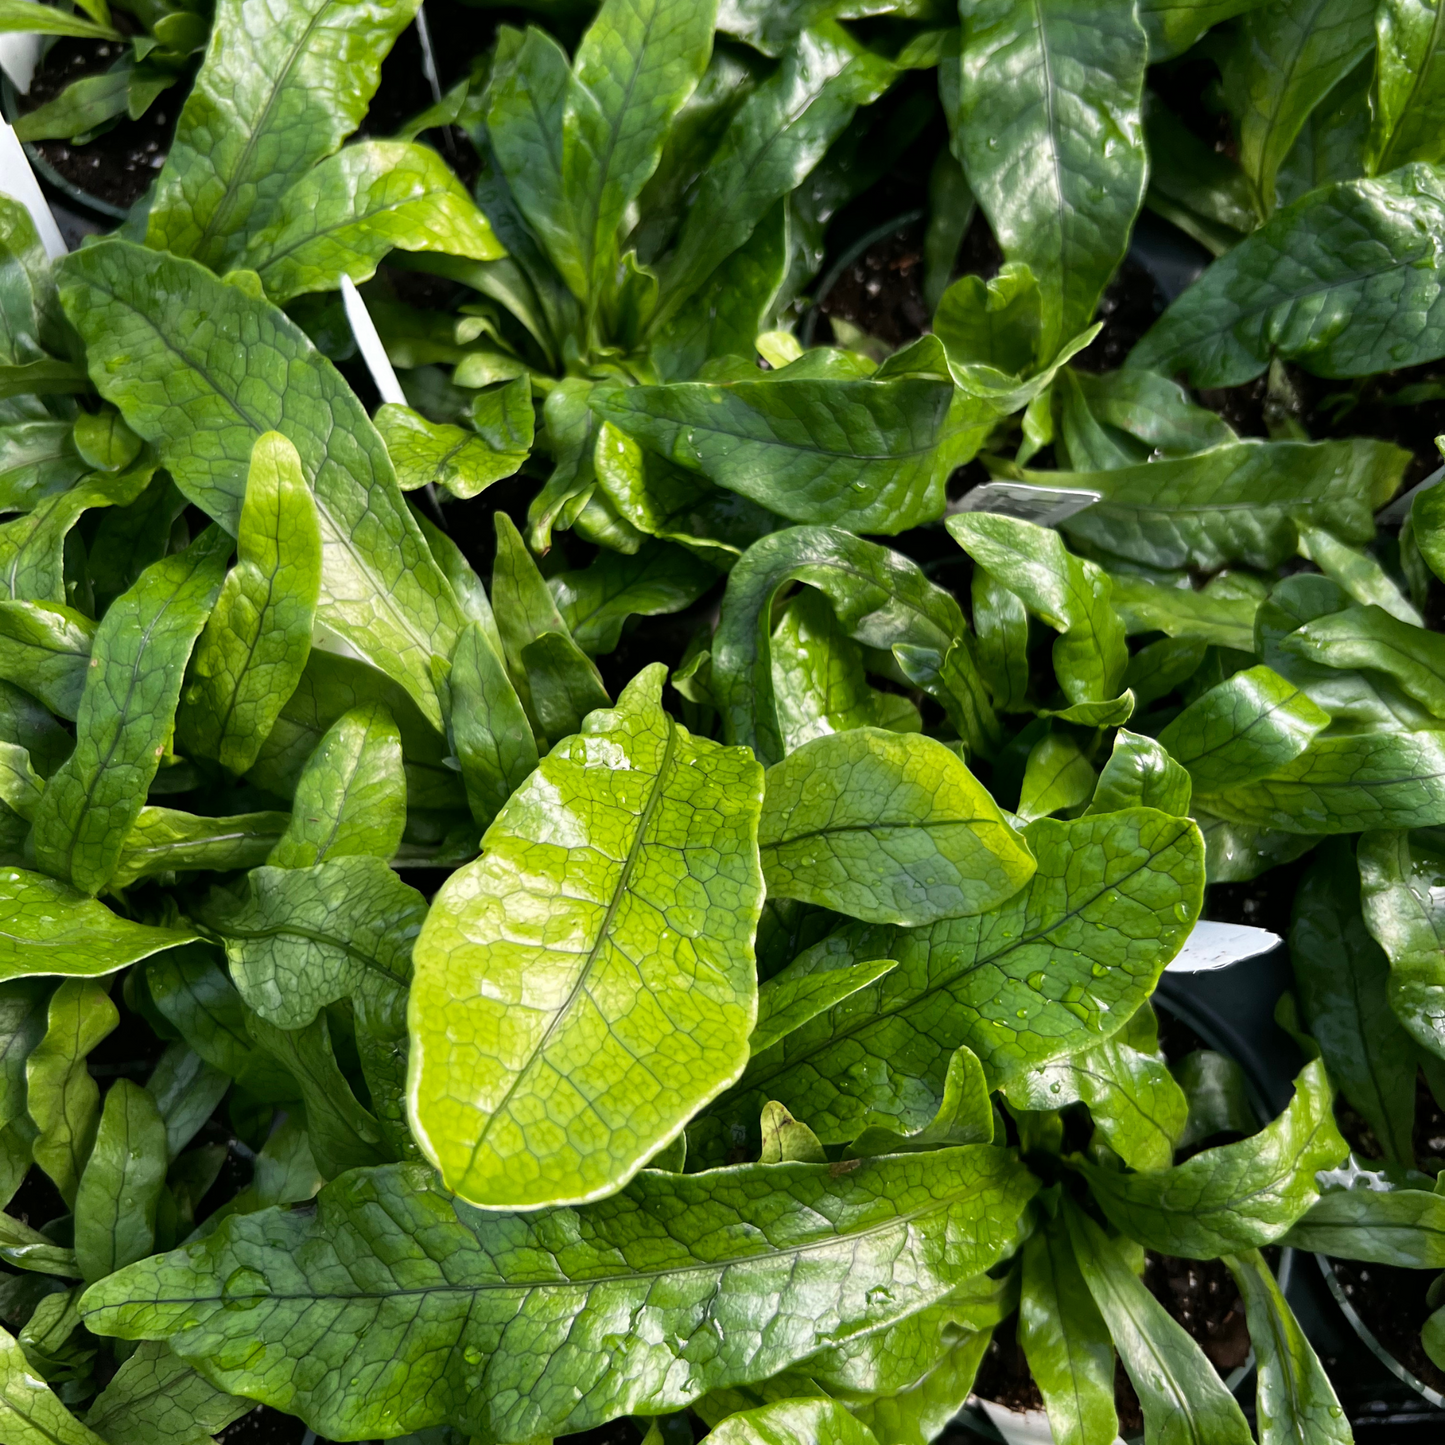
[0,0,1443,1442]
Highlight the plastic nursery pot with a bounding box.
[962,953,1305,1445]
[1316,1254,1445,1411]
[0,49,155,223]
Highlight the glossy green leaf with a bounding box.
[409,664,764,1208]
[72,1079,167,1284]
[1108,573,1258,652]
[87,474,189,613]
[750,955,898,1058]
[446,620,538,831]
[31,528,228,896]
[268,702,405,867]
[709,808,1202,1144]
[1196,728,1445,834]
[79,1148,1036,1442]
[1282,1182,1445,1264]
[27,979,117,1208]
[558,0,717,308]
[1368,0,1445,174]
[953,0,1147,352]
[1138,0,1271,63]
[847,1043,993,1157]
[1298,523,1422,625]
[522,630,614,744]
[654,23,895,328]
[1276,54,1373,211]
[970,565,1030,713]
[713,526,997,765]
[197,855,423,1035]
[1044,437,1405,570]
[710,1398,876,1445]
[1078,1057,1346,1256]
[376,391,532,501]
[0,600,93,720]
[1130,166,1445,385]
[1224,1248,1351,1445]
[1088,729,1192,817]
[0,868,196,982]
[82,1339,251,1445]
[592,372,954,535]
[1157,664,1329,793]
[1019,1208,1117,1445]
[58,240,463,730]
[0,1321,105,1444]
[1221,0,1375,218]
[1283,603,1445,719]
[247,140,502,302]
[1292,838,1420,1162]
[759,729,1034,927]
[0,421,88,515]
[1066,1200,1253,1445]
[1359,828,1445,1059]
[1006,1003,1188,1170]
[1173,1049,1258,1148]
[145,0,420,269]
[146,1042,230,1162]
[948,513,1126,704]
[552,542,714,657]
[0,463,156,608]
[177,431,320,776]
[110,808,288,890]
[1017,733,1096,822]
[770,588,921,754]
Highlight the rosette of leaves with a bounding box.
[4,0,209,150]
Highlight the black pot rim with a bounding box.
[0,68,130,221]
[1314,1251,1445,1409]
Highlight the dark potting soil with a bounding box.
[1204,849,1317,940]
[216,1405,309,1444]
[1331,1259,1445,1397]
[1336,1071,1445,1176]
[816,220,930,351]
[15,37,176,213]
[974,1253,1248,1436]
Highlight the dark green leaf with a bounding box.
[1130,166,1445,385]
[1078,1057,1347,1256]
[1223,1247,1351,1445]
[0,600,93,720]
[1358,828,1445,1061]
[953,0,1147,351]
[1088,729,1192,816]
[1066,1199,1253,1445]
[592,371,954,535]
[176,431,320,776]
[73,1079,167,1283]
[58,241,463,730]
[713,526,997,765]
[709,808,1202,1144]
[30,529,228,896]
[79,1148,1036,1442]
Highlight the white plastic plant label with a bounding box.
[1165,919,1281,974]
[952,480,1102,528]
[340,273,406,408]
[0,33,43,95]
[976,1400,1125,1445]
[0,117,64,260]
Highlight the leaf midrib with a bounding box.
[740,822,1188,1092]
[463,715,680,1168]
[77,263,446,673]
